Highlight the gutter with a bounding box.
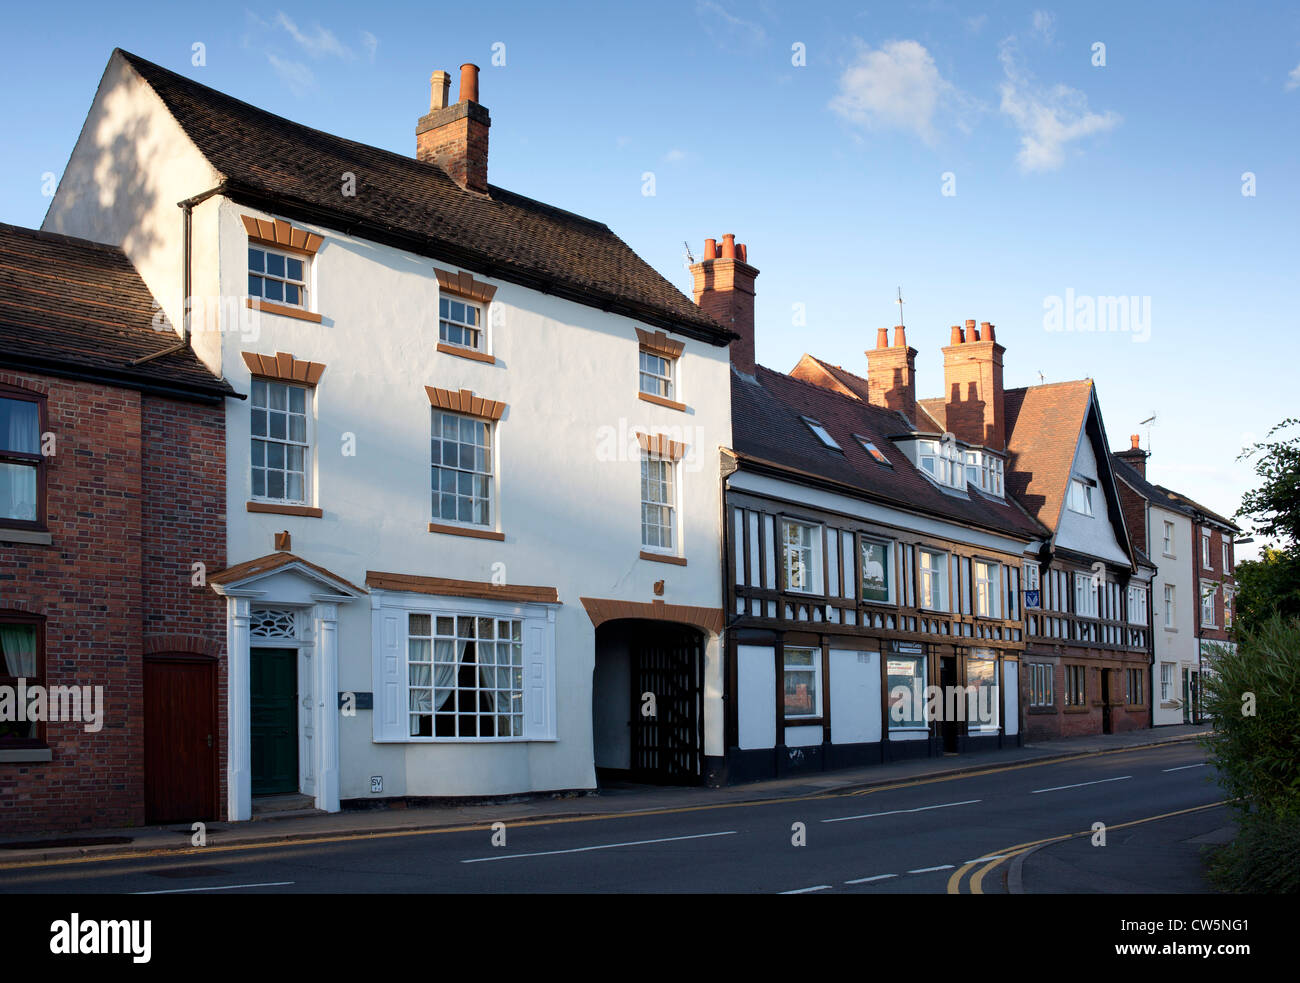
[0,352,234,405]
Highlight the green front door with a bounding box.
[251,647,298,795]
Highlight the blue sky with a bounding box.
[2,0,1296,556]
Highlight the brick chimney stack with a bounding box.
[1114,433,1149,479]
[865,324,917,423]
[941,319,1006,450]
[690,234,758,375]
[416,63,490,194]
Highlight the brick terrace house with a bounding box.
[920,363,1155,742]
[0,223,234,832]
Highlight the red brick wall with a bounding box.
[1116,481,1148,555]
[1021,649,1150,742]
[0,371,226,833]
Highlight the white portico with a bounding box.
[209,553,366,820]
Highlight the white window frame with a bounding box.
[782,520,823,595]
[1162,521,1175,556]
[1160,662,1173,702]
[1222,540,1231,573]
[640,455,677,554]
[1201,530,1212,569]
[1074,572,1100,618]
[964,451,1005,496]
[439,295,486,353]
[638,350,676,401]
[782,646,822,719]
[1126,585,1147,625]
[860,536,895,605]
[919,439,963,490]
[431,410,494,528]
[1023,561,1040,593]
[1067,478,1094,516]
[974,559,1002,618]
[918,548,949,611]
[1164,584,1175,629]
[1200,583,1217,627]
[248,244,309,309]
[370,589,557,744]
[250,378,313,506]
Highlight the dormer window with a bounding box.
[918,439,963,489]
[856,436,892,467]
[802,417,841,451]
[964,451,1004,496]
[1067,478,1095,516]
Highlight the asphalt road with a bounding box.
[0,741,1225,894]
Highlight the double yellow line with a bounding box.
[946,799,1230,894]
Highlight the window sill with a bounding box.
[0,527,52,545]
[247,297,323,324]
[640,550,686,566]
[1027,706,1058,714]
[429,522,505,541]
[247,501,323,518]
[637,392,688,412]
[1062,706,1090,714]
[0,747,52,763]
[783,717,824,727]
[437,342,497,365]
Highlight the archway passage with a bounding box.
[593,620,704,786]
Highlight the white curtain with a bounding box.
[434,639,465,709]
[0,625,36,677]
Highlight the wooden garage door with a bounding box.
[144,656,218,824]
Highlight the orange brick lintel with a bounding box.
[242,351,326,385]
[241,214,324,255]
[636,430,688,460]
[635,327,685,359]
[425,386,506,420]
[580,597,723,636]
[367,570,559,605]
[434,267,498,305]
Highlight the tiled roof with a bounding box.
[1110,456,1195,518]
[1001,379,1095,532]
[914,396,949,433]
[731,364,1046,541]
[0,223,233,400]
[117,50,729,345]
[1154,487,1241,531]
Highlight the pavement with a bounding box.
[0,722,1215,869]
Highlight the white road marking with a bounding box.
[1162,763,1207,772]
[780,884,832,894]
[1030,776,1131,794]
[966,854,1008,863]
[908,864,955,874]
[822,799,982,823]
[845,873,898,884]
[460,830,737,863]
[132,881,294,895]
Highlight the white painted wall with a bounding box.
[212,200,731,799]
[1149,501,1196,725]
[1055,426,1130,565]
[829,648,881,745]
[737,645,776,749]
[1003,660,1019,736]
[784,724,822,748]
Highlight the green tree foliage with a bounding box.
[1234,418,1300,632]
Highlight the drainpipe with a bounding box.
[134,183,227,366]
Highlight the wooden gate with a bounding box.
[144,655,218,823]
[630,623,703,784]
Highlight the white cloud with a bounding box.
[266,53,315,96]
[663,148,687,163]
[1286,63,1300,91]
[274,12,353,59]
[361,31,379,62]
[696,0,766,48]
[1031,10,1056,44]
[829,39,971,145]
[998,38,1119,171]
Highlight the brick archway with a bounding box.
[579,597,723,637]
